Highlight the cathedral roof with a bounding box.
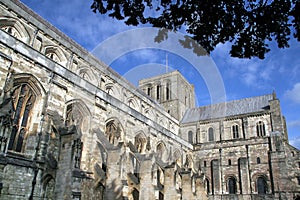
[181,94,274,123]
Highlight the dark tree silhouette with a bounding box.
[91,0,299,59]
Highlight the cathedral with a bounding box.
[0,0,299,199]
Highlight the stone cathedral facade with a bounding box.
[0,1,299,200]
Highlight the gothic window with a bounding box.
[43,177,55,199]
[156,143,165,160]
[105,121,121,145]
[257,177,268,194]
[134,133,146,153]
[73,138,83,168]
[8,84,36,152]
[257,157,261,164]
[232,125,239,139]
[297,176,300,185]
[228,177,237,194]
[256,121,266,137]
[2,26,21,39]
[208,127,214,141]
[45,51,60,63]
[188,131,193,144]
[204,161,207,167]
[66,104,84,127]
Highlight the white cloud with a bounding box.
[288,119,300,127]
[285,83,300,104]
[289,136,300,150]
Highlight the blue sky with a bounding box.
[21,0,300,148]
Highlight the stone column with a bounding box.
[139,158,155,200]
[238,157,250,194]
[195,176,208,200]
[55,134,74,200]
[163,164,177,199]
[104,149,123,200]
[181,170,194,200]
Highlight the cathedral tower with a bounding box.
[139,70,195,121]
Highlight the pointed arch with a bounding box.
[44,45,67,64]
[134,131,147,153]
[41,174,55,199]
[173,148,182,166]
[105,118,124,145]
[156,141,168,162]
[6,73,45,152]
[0,16,30,43]
[65,99,91,133]
[77,66,98,86]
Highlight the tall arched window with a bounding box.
[232,125,239,139]
[257,177,268,194]
[105,121,121,145]
[208,127,214,141]
[166,82,171,100]
[256,121,266,137]
[228,177,237,194]
[8,84,36,152]
[188,131,193,144]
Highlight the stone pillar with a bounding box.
[55,134,74,200]
[181,170,194,200]
[104,149,123,200]
[195,176,208,200]
[211,159,220,195]
[139,158,155,200]
[238,157,250,194]
[163,164,177,199]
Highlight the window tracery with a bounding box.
[8,84,36,152]
[105,121,121,145]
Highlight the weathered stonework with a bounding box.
[0,1,299,200]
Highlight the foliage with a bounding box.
[91,0,300,59]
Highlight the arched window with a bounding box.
[256,121,266,137]
[257,177,268,194]
[257,157,261,164]
[45,50,60,63]
[105,121,121,145]
[232,125,239,139]
[166,82,171,100]
[8,84,36,152]
[208,127,214,141]
[228,177,237,194]
[156,85,161,100]
[134,133,147,153]
[2,26,21,39]
[228,159,232,166]
[188,131,193,144]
